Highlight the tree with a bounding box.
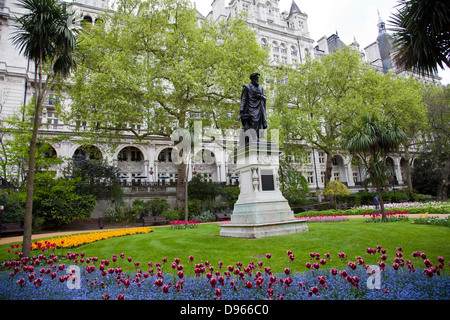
[414,85,450,200]
[23,173,97,227]
[323,180,350,208]
[11,0,77,256]
[343,113,407,221]
[0,103,64,191]
[389,0,450,75]
[66,155,124,205]
[271,47,371,188]
[361,71,428,189]
[62,0,269,210]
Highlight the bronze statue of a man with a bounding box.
[239,72,267,138]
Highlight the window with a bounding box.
[291,46,297,56]
[158,148,173,163]
[307,172,314,184]
[118,147,143,162]
[318,152,325,164]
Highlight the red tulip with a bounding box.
[118,294,125,300]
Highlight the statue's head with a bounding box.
[250,72,260,86]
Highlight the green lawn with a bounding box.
[2,220,449,274]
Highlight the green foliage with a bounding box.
[188,199,202,216]
[191,210,217,223]
[335,190,412,206]
[412,216,450,228]
[0,192,25,224]
[147,197,170,216]
[323,180,350,197]
[63,0,269,140]
[223,186,240,207]
[22,173,97,227]
[0,103,65,188]
[188,175,225,201]
[66,155,123,203]
[161,209,182,222]
[389,0,450,75]
[271,47,372,187]
[278,157,309,207]
[103,205,139,225]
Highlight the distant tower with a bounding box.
[376,11,393,73]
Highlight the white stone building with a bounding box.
[1,0,419,204]
[364,12,441,84]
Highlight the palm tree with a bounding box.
[11,0,77,257]
[343,113,407,222]
[389,0,450,76]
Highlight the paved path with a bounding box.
[1,214,448,246]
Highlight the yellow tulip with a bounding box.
[30,227,154,250]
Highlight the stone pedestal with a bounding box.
[220,137,308,239]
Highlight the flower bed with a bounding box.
[363,211,410,223]
[170,220,199,230]
[295,215,349,223]
[354,201,450,215]
[6,228,154,254]
[295,201,450,218]
[412,213,450,228]
[1,247,448,300]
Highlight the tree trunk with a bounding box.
[403,147,413,189]
[22,79,42,257]
[376,185,387,222]
[437,159,450,201]
[176,162,187,210]
[324,151,333,187]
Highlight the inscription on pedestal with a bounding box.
[260,169,274,191]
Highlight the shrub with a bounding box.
[192,210,216,223]
[188,175,224,201]
[161,209,182,222]
[147,197,170,216]
[188,199,202,216]
[0,192,25,224]
[103,205,140,225]
[412,215,450,228]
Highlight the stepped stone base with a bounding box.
[219,138,308,239]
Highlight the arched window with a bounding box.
[118,146,143,162]
[157,148,173,163]
[73,145,102,160]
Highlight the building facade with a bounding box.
[1,0,420,205]
[364,12,441,84]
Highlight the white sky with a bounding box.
[192,0,449,85]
